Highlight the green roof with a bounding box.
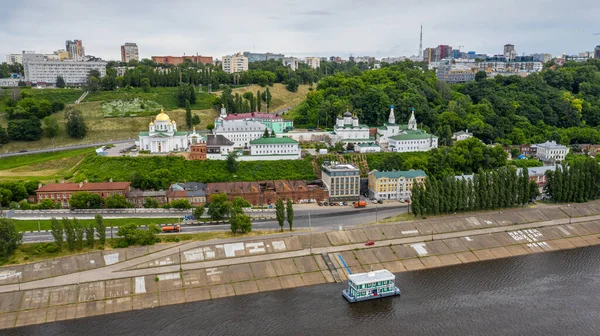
[174,131,188,136]
[250,137,298,145]
[371,170,427,179]
[139,132,149,136]
[389,130,437,140]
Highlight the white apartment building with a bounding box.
[23,53,107,85]
[535,141,569,162]
[222,52,248,73]
[282,57,299,71]
[121,42,139,62]
[6,54,23,65]
[213,119,266,148]
[249,137,300,158]
[321,163,361,201]
[304,57,321,69]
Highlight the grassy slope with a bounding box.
[84,87,215,110]
[229,84,310,112]
[0,148,93,182]
[13,217,181,232]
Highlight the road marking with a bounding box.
[558,227,571,236]
[410,243,428,256]
[271,241,287,251]
[157,273,180,281]
[103,253,120,265]
[401,230,419,235]
[464,236,473,241]
[135,277,146,294]
[183,248,204,262]
[223,243,245,257]
[0,270,22,281]
[246,242,265,254]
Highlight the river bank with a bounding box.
[1,202,600,329]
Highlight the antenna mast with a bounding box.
[418,25,423,59]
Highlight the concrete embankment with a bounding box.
[1,202,600,329]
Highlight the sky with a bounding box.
[1,0,599,61]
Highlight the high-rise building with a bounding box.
[23,53,106,86]
[504,44,516,61]
[304,57,321,69]
[65,40,85,61]
[595,46,600,59]
[221,52,248,73]
[121,42,139,63]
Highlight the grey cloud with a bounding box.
[298,10,332,16]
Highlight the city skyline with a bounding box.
[1,0,599,61]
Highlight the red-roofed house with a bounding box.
[35,181,131,207]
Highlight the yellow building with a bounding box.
[368,170,426,201]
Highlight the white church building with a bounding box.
[377,107,438,152]
[213,105,267,148]
[137,110,203,153]
[331,110,371,144]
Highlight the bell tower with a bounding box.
[408,108,417,130]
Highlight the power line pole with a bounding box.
[418,24,423,60]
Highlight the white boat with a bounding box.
[342,269,401,303]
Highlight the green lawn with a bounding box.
[0,148,94,171]
[84,87,215,111]
[14,217,181,232]
[19,88,84,104]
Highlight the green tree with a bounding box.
[56,75,66,88]
[85,222,95,248]
[275,198,285,232]
[263,128,270,138]
[193,206,205,219]
[185,100,192,129]
[135,224,160,246]
[63,218,76,251]
[0,219,22,262]
[86,75,100,92]
[104,194,130,208]
[192,114,201,126]
[95,214,106,246]
[529,180,540,202]
[256,90,261,111]
[0,125,9,144]
[265,87,272,110]
[42,115,59,138]
[50,217,64,250]
[116,223,138,246]
[230,211,252,234]
[170,199,191,210]
[39,199,58,209]
[141,78,151,92]
[232,196,251,209]
[226,151,238,173]
[475,71,487,82]
[74,218,84,250]
[7,118,43,141]
[207,123,215,131]
[207,193,231,220]
[144,197,159,208]
[65,109,87,139]
[286,198,294,231]
[286,78,299,92]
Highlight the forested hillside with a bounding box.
[292,60,600,146]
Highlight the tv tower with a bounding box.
[418,25,423,60]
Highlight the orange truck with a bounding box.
[161,225,181,233]
[353,201,367,208]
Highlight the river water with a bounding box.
[8,246,600,336]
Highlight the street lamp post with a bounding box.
[309,212,312,255]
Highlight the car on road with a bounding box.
[377,200,384,204]
[329,202,335,206]
[343,202,348,206]
[18,150,28,153]
[161,225,181,233]
[318,201,323,206]
[365,240,375,246]
[371,200,378,204]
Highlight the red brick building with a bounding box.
[206,180,328,205]
[189,142,207,160]
[35,182,131,208]
[151,55,213,66]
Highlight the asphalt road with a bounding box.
[21,206,407,243]
[0,139,135,157]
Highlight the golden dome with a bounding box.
[155,109,170,122]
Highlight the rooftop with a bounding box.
[371,169,426,179]
[206,134,234,146]
[348,270,395,285]
[535,141,568,149]
[36,182,131,193]
[389,130,438,140]
[249,137,298,145]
